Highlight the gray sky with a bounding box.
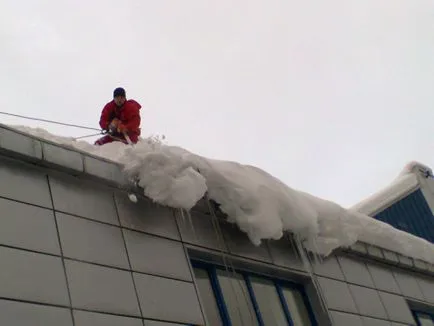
[1,0,433,208]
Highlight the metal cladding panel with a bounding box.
[374,189,434,243]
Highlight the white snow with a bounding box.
[350,161,432,216]
[7,125,434,264]
[128,193,138,203]
[350,173,419,216]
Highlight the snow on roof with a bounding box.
[7,125,434,264]
[350,161,432,216]
[350,173,420,216]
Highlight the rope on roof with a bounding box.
[0,111,101,131]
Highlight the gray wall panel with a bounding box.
[0,247,69,305]
[0,300,73,326]
[338,256,375,287]
[0,160,51,207]
[313,256,345,280]
[57,213,129,268]
[317,277,358,313]
[223,223,272,263]
[49,176,118,225]
[330,311,364,326]
[116,193,180,240]
[0,198,60,255]
[367,263,401,294]
[176,209,227,251]
[65,260,141,317]
[349,285,387,319]
[268,237,306,271]
[123,229,192,281]
[134,273,203,325]
[378,291,416,324]
[73,310,143,326]
[393,271,425,301]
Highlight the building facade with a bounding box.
[0,124,433,326]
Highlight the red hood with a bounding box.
[126,99,142,110]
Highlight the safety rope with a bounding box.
[206,195,257,326]
[73,132,104,140]
[0,111,101,131]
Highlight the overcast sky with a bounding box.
[1,0,433,207]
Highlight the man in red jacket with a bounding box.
[95,87,142,145]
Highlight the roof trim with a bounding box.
[350,172,420,216]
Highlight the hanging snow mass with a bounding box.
[9,125,434,264]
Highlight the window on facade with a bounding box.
[193,268,223,326]
[281,287,312,325]
[413,312,434,326]
[249,276,288,325]
[216,270,259,326]
[192,261,316,326]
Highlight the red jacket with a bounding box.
[99,99,142,141]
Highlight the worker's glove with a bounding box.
[117,123,128,134]
[108,118,120,133]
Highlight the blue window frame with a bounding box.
[192,260,317,326]
[412,310,434,326]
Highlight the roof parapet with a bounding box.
[400,161,433,178]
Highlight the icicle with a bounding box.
[293,235,331,318]
[206,195,252,326]
[185,209,199,243]
[179,208,186,223]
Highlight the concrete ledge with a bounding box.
[398,255,415,268]
[0,127,42,159]
[414,260,428,271]
[345,242,434,277]
[42,142,83,172]
[83,155,125,185]
[349,242,368,254]
[382,250,400,264]
[0,124,132,190]
[366,245,384,259]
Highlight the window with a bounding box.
[413,311,434,326]
[216,270,259,325]
[192,261,317,326]
[194,268,223,326]
[250,276,288,325]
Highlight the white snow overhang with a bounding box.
[350,161,433,216]
[350,173,420,216]
[1,123,434,268]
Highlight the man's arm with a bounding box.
[99,103,113,130]
[122,108,141,131]
[118,101,141,132]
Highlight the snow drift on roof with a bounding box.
[350,173,419,216]
[9,126,434,264]
[350,161,432,216]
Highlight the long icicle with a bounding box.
[293,235,331,319]
[206,195,257,326]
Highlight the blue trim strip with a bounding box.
[209,267,232,326]
[412,310,422,326]
[275,282,295,326]
[243,274,264,326]
[412,310,434,326]
[192,261,231,326]
[375,189,434,243]
[299,286,318,326]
